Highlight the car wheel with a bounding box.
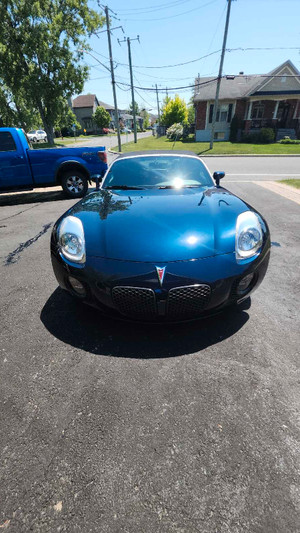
[61,170,89,198]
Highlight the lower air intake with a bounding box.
[112,286,156,318]
[167,284,211,318]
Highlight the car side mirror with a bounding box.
[213,171,225,187]
[92,174,103,191]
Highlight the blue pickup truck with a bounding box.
[0,127,108,198]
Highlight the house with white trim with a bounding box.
[194,60,300,141]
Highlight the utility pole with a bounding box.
[118,35,140,143]
[104,5,122,152]
[210,0,233,150]
[155,84,161,124]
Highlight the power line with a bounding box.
[90,46,300,71]
[116,78,219,92]
[134,88,157,109]
[121,0,218,22]
[114,73,300,93]
[117,0,192,15]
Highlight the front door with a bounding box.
[277,102,290,128]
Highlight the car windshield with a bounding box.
[28,130,36,134]
[103,155,213,190]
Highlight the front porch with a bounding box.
[243,98,300,139]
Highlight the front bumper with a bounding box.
[51,241,270,322]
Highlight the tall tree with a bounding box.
[160,95,188,127]
[0,0,105,144]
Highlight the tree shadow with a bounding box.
[40,287,251,359]
[197,148,212,155]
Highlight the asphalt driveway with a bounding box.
[0,173,299,532]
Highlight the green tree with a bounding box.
[127,102,140,116]
[0,0,105,144]
[187,104,195,125]
[54,100,80,134]
[140,109,150,129]
[0,85,40,130]
[93,106,111,130]
[161,95,188,127]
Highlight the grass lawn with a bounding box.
[279,179,300,189]
[112,135,300,155]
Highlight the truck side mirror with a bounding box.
[213,171,225,187]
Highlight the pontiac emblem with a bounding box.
[155,266,166,286]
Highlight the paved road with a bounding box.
[67,131,152,150]
[202,156,300,182]
[0,172,299,531]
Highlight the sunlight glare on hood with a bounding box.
[187,235,198,245]
[173,177,184,189]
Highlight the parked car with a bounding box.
[121,127,132,134]
[51,151,270,321]
[0,128,108,198]
[27,129,48,142]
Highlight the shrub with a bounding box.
[259,128,275,143]
[279,139,300,144]
[182,123,190,139]
[241,132,260,143]
[166,123,183,141]
[229,115,240,142]
[242,128,275,144]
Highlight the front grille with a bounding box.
[112,286,156,318]
[167,284,211,318]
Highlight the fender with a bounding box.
[55,158,91,184]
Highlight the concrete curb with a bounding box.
[107,150,300,158]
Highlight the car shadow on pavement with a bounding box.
[41,288,251,359]
[0,190,67,206]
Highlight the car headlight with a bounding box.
[58,216,86,263]
[235,211,263,259]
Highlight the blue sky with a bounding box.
[80,0,300,112]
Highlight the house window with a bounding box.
[209,103,233,123]
[251,102,264,119]
[214,132,225,140]
[281,76,286,83]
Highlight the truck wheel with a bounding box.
[61,170,88,198]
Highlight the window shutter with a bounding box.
[209,104,214,123]
[227,103,233,123]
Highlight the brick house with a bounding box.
[71,95,118,132]
[194,60,300,141]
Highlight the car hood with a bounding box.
[68,187,249,262]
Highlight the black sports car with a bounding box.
[51,151,270,321]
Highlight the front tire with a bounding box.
[61,170,88,199]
